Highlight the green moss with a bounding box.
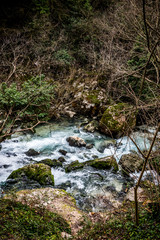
[8,164,54,186]
[100,103,136,137]
[39,159,62,168]
[87,156,118,172]
[87,94,100,105]
[85,90,102,105]
[65,157,118,173]
[65,160,85,173]
[0,199,70,240]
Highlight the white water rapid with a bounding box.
[0,119,158,211]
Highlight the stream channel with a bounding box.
[0,118,157,212]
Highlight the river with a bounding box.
[0,118,157,211]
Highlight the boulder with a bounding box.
[58,157,66,163]
[65,156,118,173]
[0,164,11,169]
[119,153,144,175]
[3,163,54,192]
[4,188,85,234]
[86,144,94,149]
[99,103,136,138]
[66,136,86,147]
[88,156,118,172]
[83,120,99,133]
[25,148,40,156]
[125,187,147,202]
[39,158,62,167]
[59,149,67,156]
[65,160,85,173]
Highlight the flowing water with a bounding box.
[0,118,157,211]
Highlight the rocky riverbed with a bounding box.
[0,118,159,212]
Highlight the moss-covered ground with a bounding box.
[75,202,160,240]
[0,199,70,240]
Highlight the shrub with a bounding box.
[0,74,55,120]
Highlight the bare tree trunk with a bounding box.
[134,123,160,225]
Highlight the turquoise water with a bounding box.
[0,119,157,211]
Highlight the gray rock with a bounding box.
[25,148,40,156]
[119,153,144,175]
[66,136,86,147]
[97,139,116,153]
[86,144,94,149]
[59,149,67,156]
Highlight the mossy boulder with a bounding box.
[88,156,118,172]
[3,164,54,192]
[99,103,136,138]
[119,153,144,175]
[65,160,85,173]
[4,188,85,234]
[65,156,118,173]
[39,158,62,167]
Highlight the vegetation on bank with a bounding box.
[75,202,160,240]
[0,0,159,138]
[0,198,160,240]
[0,199,71,240]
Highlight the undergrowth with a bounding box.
[0,199,70,240]
[75,203,160,240]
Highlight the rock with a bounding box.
[97,139,116,153]
[64,108,76,118]
[66,136,86,147]
[4,188,85,234]
[0,144,2,150]
[119,153,144,175]
[39,158,62,167]
[86,144,94,149]
[59,149,67,156]
[6,152,17,157]
[65,156,118,173]
[25,148,40,156]
[65,160,85,173]
[83,120,99,133]
[99,103,136,138]
[87,156,118,172]
[61,232,72,239]
[3,163,54,192]
[58,157,66,163]
[0,164,11,169]
[125,187,147,202]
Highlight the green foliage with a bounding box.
[34,0,50,14]
[75,207,160,240]
[0,199,70,240]
[127,39,148,70]
[54,49,74,65]
[0,75,55,120]
[33,0,93,19]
